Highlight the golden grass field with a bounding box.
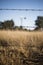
[0,30,43,65]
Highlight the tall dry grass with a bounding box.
[0,30,43,65]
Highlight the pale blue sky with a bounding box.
[0,0,43,29]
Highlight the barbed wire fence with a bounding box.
[0,8,43,11]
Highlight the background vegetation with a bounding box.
[0,16,43,31]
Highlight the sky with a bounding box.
[0,0,43,29]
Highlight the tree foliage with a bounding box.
[0,19,14,29]
[35,16,43,30]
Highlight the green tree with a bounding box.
[3,19,14,29]
[35,16,43,30]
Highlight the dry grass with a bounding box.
[0,30,43,65]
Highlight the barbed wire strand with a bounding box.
[0,8,43,11]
